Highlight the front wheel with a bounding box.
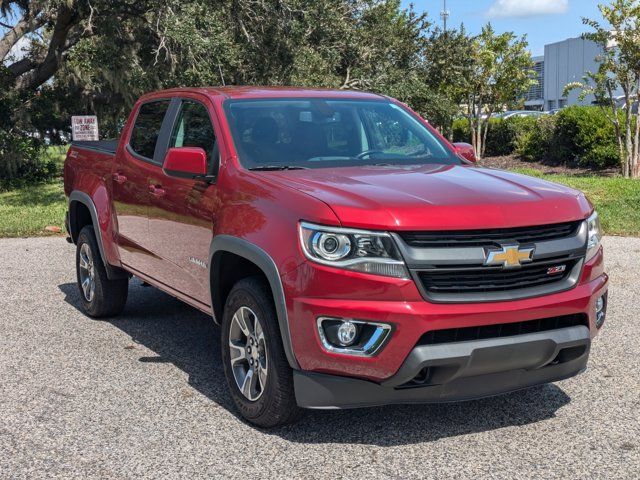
[221,277,302,427]
[76,226,128,318]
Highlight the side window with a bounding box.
[170,100,216,165]
[129,100,171,160]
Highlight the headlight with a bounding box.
[299,222,409,278]
[585,211,602,262]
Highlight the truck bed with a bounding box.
[71,139,118,155]
[64,140,119,198]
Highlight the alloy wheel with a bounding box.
[78,243,96,302]
[228,306,268,401]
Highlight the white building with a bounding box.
[524,37,619,111]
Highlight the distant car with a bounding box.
[494,110,548,120]
[613,96,639,114]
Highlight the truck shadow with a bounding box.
[59,280,572,447]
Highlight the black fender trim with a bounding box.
[209,235,300,370]
[68,191,128,280]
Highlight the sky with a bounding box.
[403,0,605,56]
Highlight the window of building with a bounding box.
[526,60,544,101]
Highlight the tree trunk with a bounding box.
[633,86,640,178]
[467,97,479,159]
[14,5,79,92]
[603,83,626,176]
[473,103,483,159]
[625,110,633,178]
[481,111,493,158]
[0,13,45,60]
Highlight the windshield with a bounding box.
[224,98,461,169]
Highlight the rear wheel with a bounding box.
[76,226,128,318]
[221,277,302,427]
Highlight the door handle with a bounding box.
[148,185,166,197]
[112,172,127,184]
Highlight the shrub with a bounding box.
[453,106,620,170]
[0,130,57,189]
[516,115,556,161]
[452,118,470,143]
[451,116,537,157]
[485,116,537,157]
[550,106,619,169]
[482,119,506,156]
[423,107,619,170]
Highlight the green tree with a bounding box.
[565,0,640,178]
[1,0,440,181]
[3,0,435,134]
[422,26,475,138]
[465,25,535,159]
[0,1,154,96]
[0,1,160,180]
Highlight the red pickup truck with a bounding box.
[64,87,608,427]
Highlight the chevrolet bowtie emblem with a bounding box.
[484,244,535,268]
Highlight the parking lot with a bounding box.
[1,236,639,479]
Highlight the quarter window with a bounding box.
[129,100,171,160]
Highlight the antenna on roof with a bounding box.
[440,0,450,32]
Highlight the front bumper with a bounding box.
[294,325,590,408]
[282,236,608,379]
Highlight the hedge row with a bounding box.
[452,106,620,169]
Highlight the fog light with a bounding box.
[337,321,357,346]
[595,296,603,312]
[317,317,392,356]
[595,293,607,328]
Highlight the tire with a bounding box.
[76,225,128,318]
[221,277,302,427]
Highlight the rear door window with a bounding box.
[129,100,171,160]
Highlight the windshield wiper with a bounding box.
[248,165,309,171]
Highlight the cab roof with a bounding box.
[146,86,388,101]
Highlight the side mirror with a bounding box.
[453,142,477,163]
[163,147,207,178]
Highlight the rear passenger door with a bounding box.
[112,99,173,271]
[146,97,220,306]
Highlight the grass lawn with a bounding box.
[0,166,639,238]
[0,145,68,238]
[42,144,69,169]
[513,168,640,236]
[0,182,66,238]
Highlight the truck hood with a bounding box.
[264,164,592,230]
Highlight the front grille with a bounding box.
[417,257,577,295]
[399,221,582,248]
[417,314,588,346]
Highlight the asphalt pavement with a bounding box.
[1,236,639,479]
